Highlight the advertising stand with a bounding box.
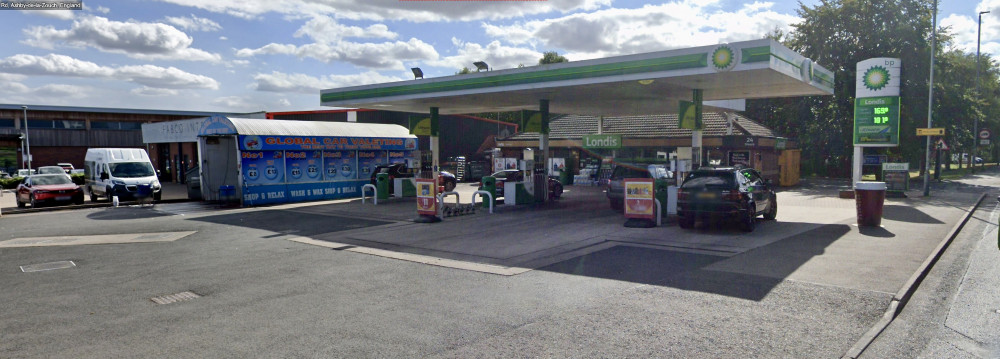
[623,178,656,228]
[414,178,440,223]
[881,162,909,197]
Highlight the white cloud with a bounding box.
[278,98,291,106]
[154,0,612,22]
[426,39,541,70]
[94,6,110,14]
[164,14,223,32]
[0,82,91,101]
[25,9,75,20]
[33,84,93,98]
[294,16,397,43]
[131,86,180,96]
[253,71,404,93]
[23,16,222,62]
[0,53,219,89]
[212,95,260,109]
[237,38,438,70]
[483,1,800,59]
[942,11,1000,57]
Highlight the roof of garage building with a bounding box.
[502,112,777,141]
[197,116,415,139]
[320,38,833,116]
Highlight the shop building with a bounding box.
[496,112,801,185]
[0,104,255,177]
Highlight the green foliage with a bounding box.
[538,51,568,65]
[456,67,473,75]
[1,177,24,189]
[744,0,1000,177]
[1,173,85,189]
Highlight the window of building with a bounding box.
[91,121,142,130]
[0,119,14,128]
[54,120,85,129]
[27,119,53,129]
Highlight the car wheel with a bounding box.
[16,197,25,208]
[106,186,114,202]
[444,179,456,192]
[763,194,777,220]
[154,192,162,201]
[739,210,756,232]
[89,186,98,202]
[678,215,694,229]
[74,195,84,205]
[610,198,623,211]
[550,184,563,199]
[30,195,39,208]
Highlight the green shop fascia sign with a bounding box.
[853,96,900,147]
[582,134,622,149]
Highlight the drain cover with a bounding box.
[20,261,76,273]
[150,291,201,305]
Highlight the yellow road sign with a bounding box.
[916,128,945,136]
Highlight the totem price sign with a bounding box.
[854,58,901,147]
[416,178,437,216]
[623,178,655,220]
[853,96,900,146]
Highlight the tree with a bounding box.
[456,67,473,75]
[539,51,568,65]
[744,0,939,177]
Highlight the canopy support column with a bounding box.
[540,99,550,203]
[692,89,704,170]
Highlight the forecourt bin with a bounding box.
[855,181,887,226]
[375,173,390,200]
[480,176,496,208]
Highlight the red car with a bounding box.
[16,174,85,208]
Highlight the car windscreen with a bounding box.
[610,164,649,179]
[647,165,671,179]
[681,172,734,189]
[38,167,64,174]
[109,162,156,178]
[32,175,73,185]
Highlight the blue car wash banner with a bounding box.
[324,150,357,180]
[237,134,414,206]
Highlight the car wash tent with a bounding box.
[196,116,418,205]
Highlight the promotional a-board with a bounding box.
[416,178,437,215]
[624,178,655,219]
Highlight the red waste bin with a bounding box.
[855,181,887,227]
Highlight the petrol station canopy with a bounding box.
[320,39,834,116]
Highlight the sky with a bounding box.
[0,0,993,113]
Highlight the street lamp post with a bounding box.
[975,10,990,171]
[923,0,938,196]
[21,105,31,171]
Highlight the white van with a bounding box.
[84,148,161,202]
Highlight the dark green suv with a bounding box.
[676,166,776,232]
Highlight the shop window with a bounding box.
[91,121,140,130]
[119,122,142,130]
[53,120,85,129]
[27,119,53,129]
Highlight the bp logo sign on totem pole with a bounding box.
[854,58,901,147]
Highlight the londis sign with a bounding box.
[582,134,622,149]
[240,135,417,151]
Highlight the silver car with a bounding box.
[606,163,672,212]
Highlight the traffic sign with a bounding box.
[917,128,945,136]
[979,128,992,139]
[935,139,949,150]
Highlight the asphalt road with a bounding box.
[0,177,993,358]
